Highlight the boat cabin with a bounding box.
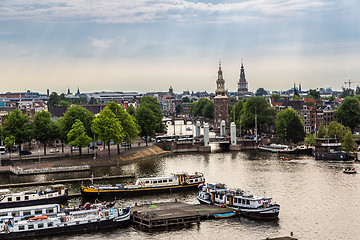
[315,138,342,153]
[0,204,60,223]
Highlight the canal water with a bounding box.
[1,149,360,240]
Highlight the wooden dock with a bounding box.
[131,201,237,228]
[0,173,135,188]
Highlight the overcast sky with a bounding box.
[1,0,359,94]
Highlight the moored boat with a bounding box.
[197,183,280,220]
[343,168,357,174]
[259,144,298,154]
[0,185,68,209]
[313,138,350,160]
[81,172,205,198]
[0,205,130,239]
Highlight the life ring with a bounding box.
[268,199,271,203]
[99,212,105,217]
[64,217,69,222]
[185,179,190,184]
[258,200,261,204]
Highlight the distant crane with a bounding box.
[344,79,359,89]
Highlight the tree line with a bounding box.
[0,96,165,156]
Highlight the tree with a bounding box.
[340,88,354,98]
[342,131,355,153]
[255,88,267,96]
[4,135,15,158]
[127,105,136,116]
[4,109,33,151]
[293,88,300,98]
[270,94,281,101]
[317,123,327,138]
[67,120,92,155]
[106,102,139,152]
[33,110,58,155]
[61,105,95,140]
[275,108,305,144]
[305,133,316,145]
[190,98,213,118]
[88,97,99,105]
[240,97,276,134]
[47,92,61,106]
[309,89,320,99]
[335,96,360,131]
[202,101,214,119]
[182,97,190,103]
[175,104,182,116]
[140,96,165,134]
[135,106,156,146]
[92,108,124,156]
[58,100,70,106]
[327,121,349,142]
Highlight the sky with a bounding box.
[1,0,360,94]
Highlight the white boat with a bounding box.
[197,183,280,220]
[81,172,205,197]
[343,168,357,174]
[0,204,61,223]
[0,205,130,239]
[0,185,67,209]
[259,144,298,154]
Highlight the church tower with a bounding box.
[238,60,248,95]
[214,61,229,135]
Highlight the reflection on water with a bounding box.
[3,151,360,240]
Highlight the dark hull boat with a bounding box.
[197,183,280,220]
[81,172,205,198]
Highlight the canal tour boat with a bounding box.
[81,172,205,197]
[197,183,280,220]
[0,184,68,209]
[0,205,131,239]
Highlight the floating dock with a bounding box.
[131,201,237,228]
[0,173,135,188]
[9,165,91,175]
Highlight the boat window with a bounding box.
[24,211,31,216]
[12,211,20,217]
[19,225,25,231]
[28,225,34,230]
[38,223,44,228]
[35,209,42,215]
[246,200,250,205]
[146,181,149,184]
[25,196,29,200]
[7,197,12,202]
[0,212,8,217]
[48,222,53,227]
[16,197,21,201]
[158,180,162,183]
[46,208,54,214]
[169,179,172,182]
[163,180,167,183]
[153,181,157,184]
[242,199,245,204]
[190,180,193,183]
[195,179,198,182]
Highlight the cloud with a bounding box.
[88,37,126,49]
[0,0,332,23]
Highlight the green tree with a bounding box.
[47,92,61,106]
[341,88,354,98]
[182,97,190,103]
[88,97,99,105]
[240,97,275,134]
[58,100,70,106]
[190,98,213,118]
[231,100,245,130]
[61,105,95,140]
[327,121,349,142]
[175,104,182,116]
[342,131,355,153]
[4,135,15,158]
[293,88,300,98]
[317,123,327,138]
[127,105,136,116]
[202,101,214,119]
[140,96,165,134]
[309,89,320,99]
[270,94,281,101]
[67,120,92,155]
[92,108,124,156]
[255,88,267,96]
[33,110,58,155]
[305,133,316,145]
[335,96,360,131]
[275,108,305,143]
[4,109,33,152]
[135,106,157,146]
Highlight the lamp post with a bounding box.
[93,132,96,160]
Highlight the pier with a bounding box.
[131,201,237,228]
[0,173,135,188]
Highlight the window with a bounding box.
[0,213,8,217]
[24,211,31,216]
[25,196,29,200]
[12,211,20,217]
[7,197,12,202]
[158,180,162,183]
[145,181,149,184]
[35,209,42,215]
[195,179,198,182]
[169,179,172,182]
[16,197,21,201]
[46,208,54,214]
[153,181,157,184]
[163,180,167,183]
[190,180,193,183]
[47,222,53,227]
[28,225,34,230]
[38,223,44,228]
[19,226,25,231]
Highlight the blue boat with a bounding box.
[214,212,236,218]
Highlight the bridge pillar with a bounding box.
[230,122,236,145]
[204,124,209,146]
[195,121,201,137]
[220,120,226,137]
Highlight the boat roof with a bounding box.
[0,189,10,194]
[138,176,178,181]
[0,204,59,213]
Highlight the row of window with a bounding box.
[0,208,54,217]
[151,179,174,184]
[18,221,54,231]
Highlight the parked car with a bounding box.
[71,147,79,151]
[89,145,98,149]
[19,150,32,155]
[49,148,59,153]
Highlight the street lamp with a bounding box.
[93,132,96,160]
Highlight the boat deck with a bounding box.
[131,201,236,228]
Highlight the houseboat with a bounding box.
[343,168,357,174]
[0,204,61,223]
[0,185,67,209]
[81,172,205,197]
[197,183,280,220]
[313,138,349,160]
[0,205,130,239]
[259,144,298,154]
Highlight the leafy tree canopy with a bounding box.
[135,106,157,145]
[61,105,94,141]
[275,108,305,143]
[182,97,190,103]
[255,88,267,97]
[309,89,320,99]
[140,96,165,133]
[342,131,355,153]
[126,105,136,116]
[33,110,58,155]
[67,119,92,155]
[4,109,33,147]
[335,96,360,131]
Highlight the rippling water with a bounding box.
[2,149,360,240]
